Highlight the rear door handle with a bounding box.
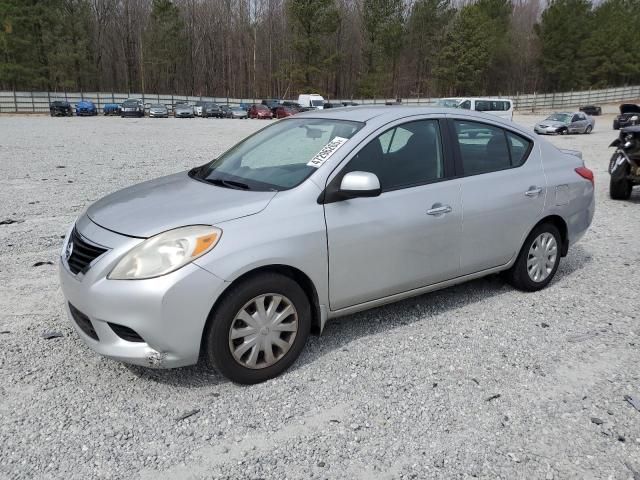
[525,187,543,197]
[426,204,452,216]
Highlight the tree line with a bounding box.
[1,0,639,100]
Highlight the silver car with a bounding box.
[174,103,194,118]
[148,104,168,118]
[59,107,595,384]
[534,112,595,135]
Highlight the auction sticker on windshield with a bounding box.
[307,137,349,168]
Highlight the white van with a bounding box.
[298,93,325,110]
[436,97,514,121]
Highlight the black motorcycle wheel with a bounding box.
[610,173,632,200]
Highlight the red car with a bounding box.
[249,104,273,119]
[275,106,297,119]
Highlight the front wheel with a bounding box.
[504,223,562,291]
[203,273,311,384]
[584,125,592,134]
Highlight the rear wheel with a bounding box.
[203,273,311,384]
[610,176,632,200]
[504,223,561,292]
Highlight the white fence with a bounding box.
[1,86,639,114]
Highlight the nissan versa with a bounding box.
[59,107,595,384]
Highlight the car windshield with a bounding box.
[546,113,571,123]
[435,99,462,108]
[311,100,323,106]
[191,118,363,191]
[123,101,138,107]
[150,104,164,108]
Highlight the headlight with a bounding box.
[631,115,639,121]
[109,225,222,280]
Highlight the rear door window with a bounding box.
[452,120,532,175]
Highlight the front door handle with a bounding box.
[427,204,452,216]
[525,186,543,197]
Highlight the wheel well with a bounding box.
[212,265,322,335]
[536,215,569,256]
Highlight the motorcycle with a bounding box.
[609,126,640,200]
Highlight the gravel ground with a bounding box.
[1,112,639,480]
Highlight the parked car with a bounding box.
[534,112,594,135]
[202,103,222,118]
[298,93,325,110]
[275,106,297,118]
[262,99,281,113]
[75,101,97,116]
[436,97,514,121]
[103,103,120,116]
[120,99,144,117]
[226,107,248,119]
[613,103,640,130]
[49,101,73,117]
[148,104,168,118]
[580,105,602,116]
[59,107,594,384]
[249,104,273,119]
[342,101,359,107]
[194,101,206,117]
[174,103,195,118]
[219,105,231,117]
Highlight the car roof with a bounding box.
[294,105,509,124]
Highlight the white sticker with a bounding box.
[307,136,349,168]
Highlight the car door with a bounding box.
[569,114,583,133]
[323,118,463,311]
[447,118,546,275]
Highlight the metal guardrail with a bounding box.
[1,86,639,114]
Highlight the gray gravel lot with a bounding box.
[1,113,639,480]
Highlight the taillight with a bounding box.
[575,166,594,186]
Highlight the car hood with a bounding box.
[620,104,640,114]
[77,102,94,108]
[538,120,566,128]
[87,172,277,238]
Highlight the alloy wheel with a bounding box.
[228,294,298,369]
[526,233,558,282]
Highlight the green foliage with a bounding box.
[536,0,593,91]
[582,0,640,87]
[435,0,512,95]
[287,0,340,91]
[359,0,405,97]
[143,0,187,92]
[406,0,454,95]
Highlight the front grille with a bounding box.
[67,228,107,274]
[108,323,144,343]
[69,303,99,340]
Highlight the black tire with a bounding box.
[203,273,311,384]
[584,125,592,134]
[561,128,569,135]
[504,223,562,292]
[613,120,620,130]
[610,177,632,200]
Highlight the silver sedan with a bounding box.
[59,107,595,384]
[534,112,595,135]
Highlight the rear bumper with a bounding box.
[58,219,228,368]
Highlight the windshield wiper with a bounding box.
[205,178,251,190]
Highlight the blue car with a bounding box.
[75,101,97,116]
[103,103,120,116]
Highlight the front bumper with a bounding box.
[149,112,168,118]
[58,217,228,368]
[534,126,562,135]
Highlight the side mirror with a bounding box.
[339,171,381,199]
